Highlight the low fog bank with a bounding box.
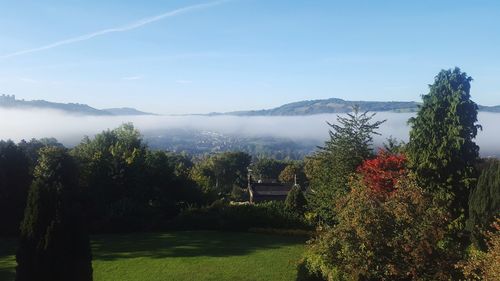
[0,108,498,156]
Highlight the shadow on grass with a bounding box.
[0,265,15,281]
[92,231,305,261]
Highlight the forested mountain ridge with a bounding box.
[0,94,154,116]
[218,97,500,116]
[2,94,499,116]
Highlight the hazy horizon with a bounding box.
[1,108,499,157]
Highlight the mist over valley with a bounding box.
[1,108,499,157]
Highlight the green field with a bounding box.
[0,231,305,281]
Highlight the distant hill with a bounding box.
[0,94,154,116]
[102,107,156,116]
[220,97,500,116]
[478,105,500,113]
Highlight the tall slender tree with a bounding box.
[306,106,385,223]
[407,67,481,219]
[16,147,92,281]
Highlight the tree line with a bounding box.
[1,67,499,280]
[299,67,499,280]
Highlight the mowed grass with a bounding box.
[0,231,306,281]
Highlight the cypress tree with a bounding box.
[16,147,92,281]
[407,67,481,219]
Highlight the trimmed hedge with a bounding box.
[170,201,313,231]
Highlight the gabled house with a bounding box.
[248,181,292,203]
[247,171,298,203]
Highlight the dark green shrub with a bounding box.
[171,201,313,231]
[467,159,500,249]
[0,140,31,236]
[296,259,326,281]
[230,185,248,202]
[459,218,500,281]
[16,147,92,281]
[285,185,307,214]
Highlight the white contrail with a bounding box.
[0,1,228,60]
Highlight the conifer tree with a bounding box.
[407,67,481,219]
[16,147,92,281]
[306,106,385,223]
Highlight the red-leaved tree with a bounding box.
[357,150,407,193]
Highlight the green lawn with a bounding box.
[0,231,305,281]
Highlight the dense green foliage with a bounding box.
[0,138,63,236]
[0,141,31,236]
[2,66,498,280]
[298,68,495,280]
[407,67,481,218]
[72,124,203,232]
[17,138,64,169]
[143,150,203,220]
[285,185,307,215]
[1,231,306,281]
[172,201,312,231]
[230,185,248,201]
[279,162,307,186]
[16,147,92,281]
[250,157,288,181]
[306,107,385,223]
[296,259,326,281]
[459,218,500,281]
[71,123,150,230]
[467,159,500,249]
[303,177,460,281]
[190,151,251,199]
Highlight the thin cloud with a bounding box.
[0,0,229,60]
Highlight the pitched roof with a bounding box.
[250,183,292,196]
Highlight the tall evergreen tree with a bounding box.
[16,147,92,281]
[306,106,385,223]
[407,67,481,219]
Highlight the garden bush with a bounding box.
[301,176,460,280]
[171,200,313,231]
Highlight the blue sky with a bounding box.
[1,0,499,114]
